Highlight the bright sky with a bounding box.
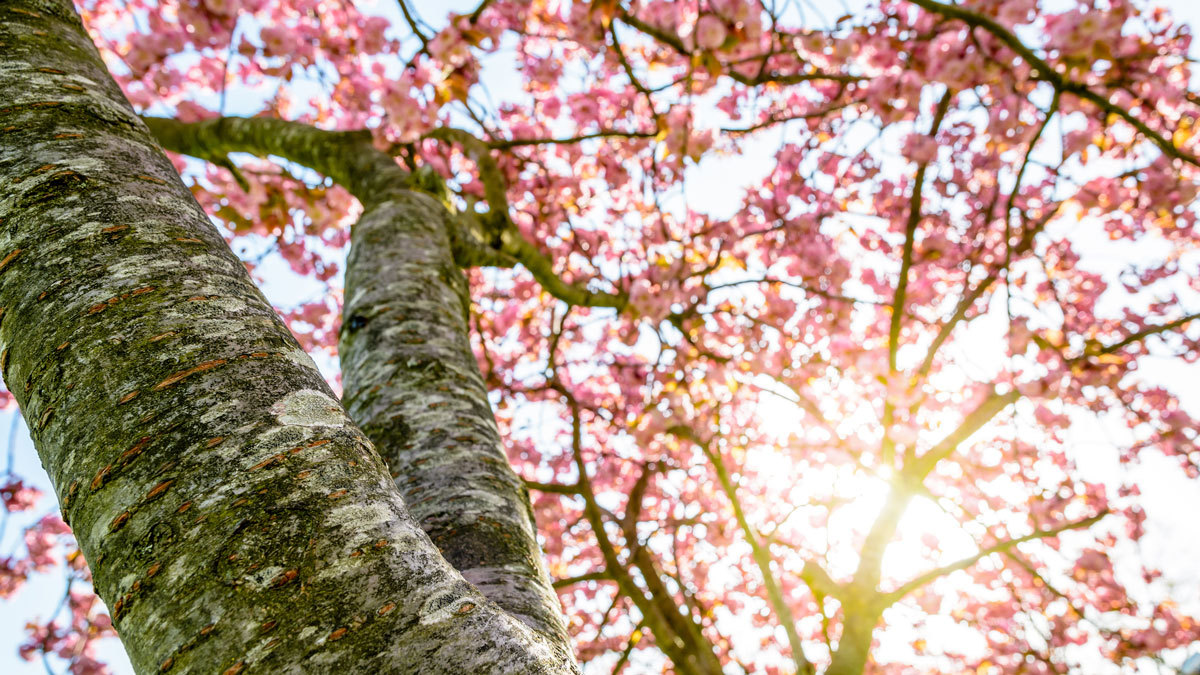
[3,1,1200,673]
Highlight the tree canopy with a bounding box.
[3,0,1200,673]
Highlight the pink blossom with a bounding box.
[260,25,298,57]
[2,480,41,511]
[695,15,728,51]
[0,557,28,598]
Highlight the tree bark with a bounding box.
[825,606,881,675]
[140,115,572,648]
[0,1,575,672]
[339,192,568,645]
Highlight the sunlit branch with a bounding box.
[910,388,1021,477]
[848,385,1021,616]
[489,129,657,149]
[881,511,1108,605]
[1087,312,1200,357]
[800,560,842,602]
[846,484,911,605]
[561,390,721,675]
[889,88,954,374]
[910,0,1200,167]
[553,570,612,589]
[916,201,1064,378]
[880,89,954,470]
[667,425,816,675]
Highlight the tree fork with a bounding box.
[0,1,576,672]
[143,115,573,647]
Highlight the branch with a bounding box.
[800,560,843,602]
[611,622,644,675]
[467,0,494,23]
[909,0,1200,167]
[881,89,954,466]
[425,127,511,217]
[910,387,1021,477]
[617,11,687,55]
[426,127,629,310]
[889,88,954,373]
[525,479,582,495]
[850,386,1021,598]
[615,12,862,87]
[561,393,718,675]
[489,130,656,149]
[498,227,627,309]
[916,200,1064,378]
[882,511,1108,604]
[668,425,815,675]
[553,570,612,589]
[141,115,395,201]
[1087,312,1200,357]
[397,0,431,62]
[707,276,886,306]
[721,98,865,136]
[143,115,626,309]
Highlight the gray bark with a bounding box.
[0,1,575,672]
[140,116,572,648]
[340,193,569,645]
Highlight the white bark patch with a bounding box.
[284,346,321,374]
[200,400,240,425]
[270,389,344,428]
[242,565,285,591]
[417,591,478,627]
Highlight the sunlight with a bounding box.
[750,391,984,586]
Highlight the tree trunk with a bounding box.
[139,114,574,649]
[339,192,568,645]
[0,1,575,672]
[825,611,880,675]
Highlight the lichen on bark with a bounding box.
[142,115,573,649]
[340,192,569,645]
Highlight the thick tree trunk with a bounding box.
[825,610,880,675]
[339,192,568,644]
[140,115,573,648]
[0,1,575,673]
